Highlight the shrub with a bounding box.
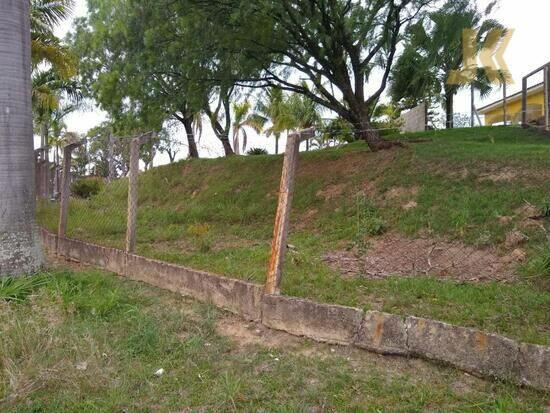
[355,195,388,251]
[187,223,213,253]
[0,274,50,302]
[71,177,103,199]
[247,148,268,156]
[523,245,550,278]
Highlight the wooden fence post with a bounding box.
[125,132,153,254]
[57,141,81,241]
[108,133,116,183]
[265,132,301,295]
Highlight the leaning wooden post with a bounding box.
[125,132,153,254]
[57,140,82,241]
[265,132,302,295]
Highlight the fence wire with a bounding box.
[35,118,550,286]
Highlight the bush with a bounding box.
[355,195,388,251]
[247,148,268,156]
[523,245,550,278]
[0,274,50,302]
[71,177,103,199]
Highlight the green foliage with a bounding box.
[523,245,550,279]
[71,177,103,199]
[192,0,434,141]
[321,118,356,144]
[0,275,50,302]
[246,148,268,156]
[390,0,505,126]
[50,269,140,319]
[187,223,213,253]
[355,195,388,248]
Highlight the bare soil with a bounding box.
[323,233,517,282]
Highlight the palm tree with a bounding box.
[0,0,44,276]
[390,0,504,128]
[31,0,76,78]
[231,101,266,155]
[287,93,321,150]
[257,88,294,154]
[32,70,81,197]
[30,0,79,197]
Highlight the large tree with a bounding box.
[71,0,263,158]
[193,0,434,151]
[0,0,43,276]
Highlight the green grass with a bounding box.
[37,126,550,345]
[1,268,548,412]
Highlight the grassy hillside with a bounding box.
[37,127,550,345]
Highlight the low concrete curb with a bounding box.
[262,295,363,345]
[519,343,550,390]
[406,317,519,380]
[41,228,58,254]
[41,230,549,391]
[126,254,262,321]
[354,311,409,356]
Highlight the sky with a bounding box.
[53,0,550,161]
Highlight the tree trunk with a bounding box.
[445,90,454,129]
[232,130,240,155]
[181,117,199,159]
[40,122,50,198]
[220,136,234,156]
[211,118,234,156]
[275,133,279,154]
[356,114,400,152]
[0,0,44,276]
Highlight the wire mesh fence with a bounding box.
[35,118,550,291]
[35,134,135,251]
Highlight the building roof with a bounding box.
[478,83,544,114]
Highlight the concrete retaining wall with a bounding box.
[262,295,363,344]
[126,254,262,321]
[40,228,57,254]
[41,229,549,390]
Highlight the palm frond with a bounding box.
[30,0,75,34]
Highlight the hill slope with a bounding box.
[38,127,550,344]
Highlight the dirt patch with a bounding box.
[295,208,319,231]
[316,183,346,201]
[298,148,399,181]
[216,317,305,350]
[384,186,418,200]
[323,234,516,282]
[478,167,518,182]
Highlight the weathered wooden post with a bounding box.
[265,132,301,295]
[125,132,153,254]
[57,139,82,241]
[108,133,116,183]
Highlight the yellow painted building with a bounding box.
[479,83,546,125]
